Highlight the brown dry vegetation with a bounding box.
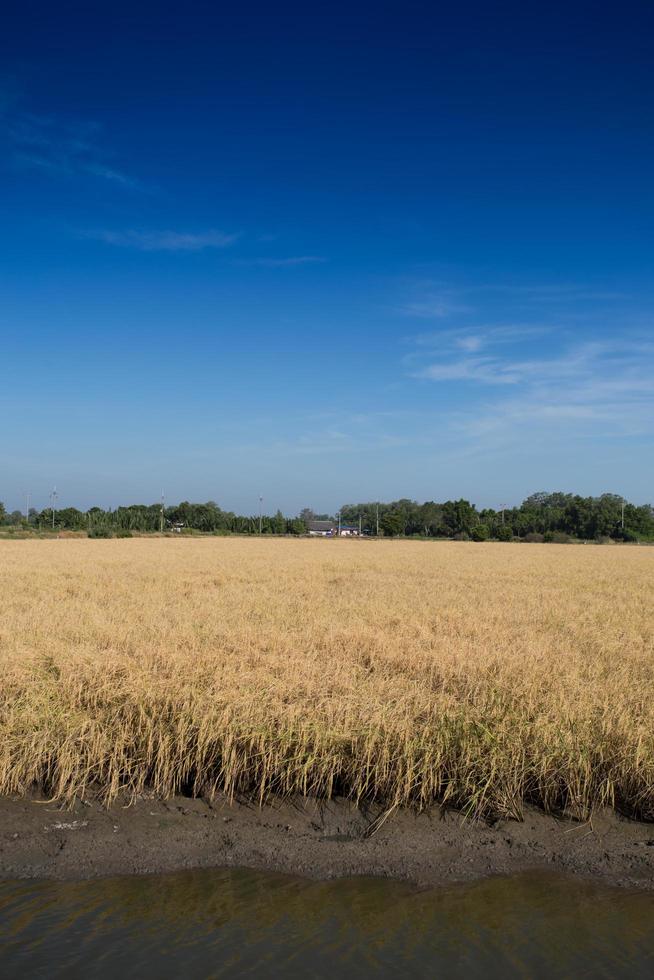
[1,538,653,820]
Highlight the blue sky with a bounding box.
[2,1,653,514]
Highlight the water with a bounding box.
[1,869,654,978]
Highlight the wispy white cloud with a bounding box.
[235,256,327,268]
[87,229,239,251]
[399,281,652,455]
[83,163,136,186]
[390,263,651,459]
[448,374,654,455]
[472,283,628,303]
[414,335,653,390]
[6,109,138,187]
[411,324,548,352]
[409,324,654,454]
[400,293,471,318]
[414,338,624,385]
[457,335,484,352]
[418,356,519,384]
[399,279,629,326]
[238,409,418,458]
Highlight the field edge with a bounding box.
[1,792,654,890]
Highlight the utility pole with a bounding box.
[621,497,625,530]
[338,509,342,536]
[160,491,165,533]
[22,489,31,524]
[359,513,362,535]
[376,502,379,536]
[49,487,58,530]
[259,495,263,534]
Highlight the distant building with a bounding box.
[307,520,336,536]
[305,520,362,537]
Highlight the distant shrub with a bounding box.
[452,531,470,541]
[115,529,133,538]
[595,535,616,545]
[495,525,513,541]
[615,529,639,543]
[88,527,113,538]
[524,532,544,543]
[471,524,490,542]
[543,531,573,544]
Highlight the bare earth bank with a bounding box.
[1,794,654,889]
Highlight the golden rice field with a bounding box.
[1,538,653,819]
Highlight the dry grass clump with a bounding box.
[1,538,653,819]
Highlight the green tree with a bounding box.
[419,501,444,536]
[479,508,499,535]
[272,510,287,534]
[53,507,86,530]
[381,511,405,536]
[442,499,477,536]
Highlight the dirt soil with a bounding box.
[1,793,654,888]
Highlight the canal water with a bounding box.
[1,869,654,978]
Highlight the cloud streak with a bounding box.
[6,110,138,187]
[398,281,653,462]
[408,324,654,454]
[87,229,239,251]
[413,333,653,390]
[236,256,327,268]
[400,293,471,318]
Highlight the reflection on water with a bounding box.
[1,868,654,978]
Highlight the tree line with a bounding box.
[1,492,652,541]
[338,493,654,541]
[0,500,304,537]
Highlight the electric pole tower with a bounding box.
[160,491,165,533]
[259,495,263,534]
[49,487,58,530]
[21,489,31,524]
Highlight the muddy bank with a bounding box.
[1,793,653,889]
